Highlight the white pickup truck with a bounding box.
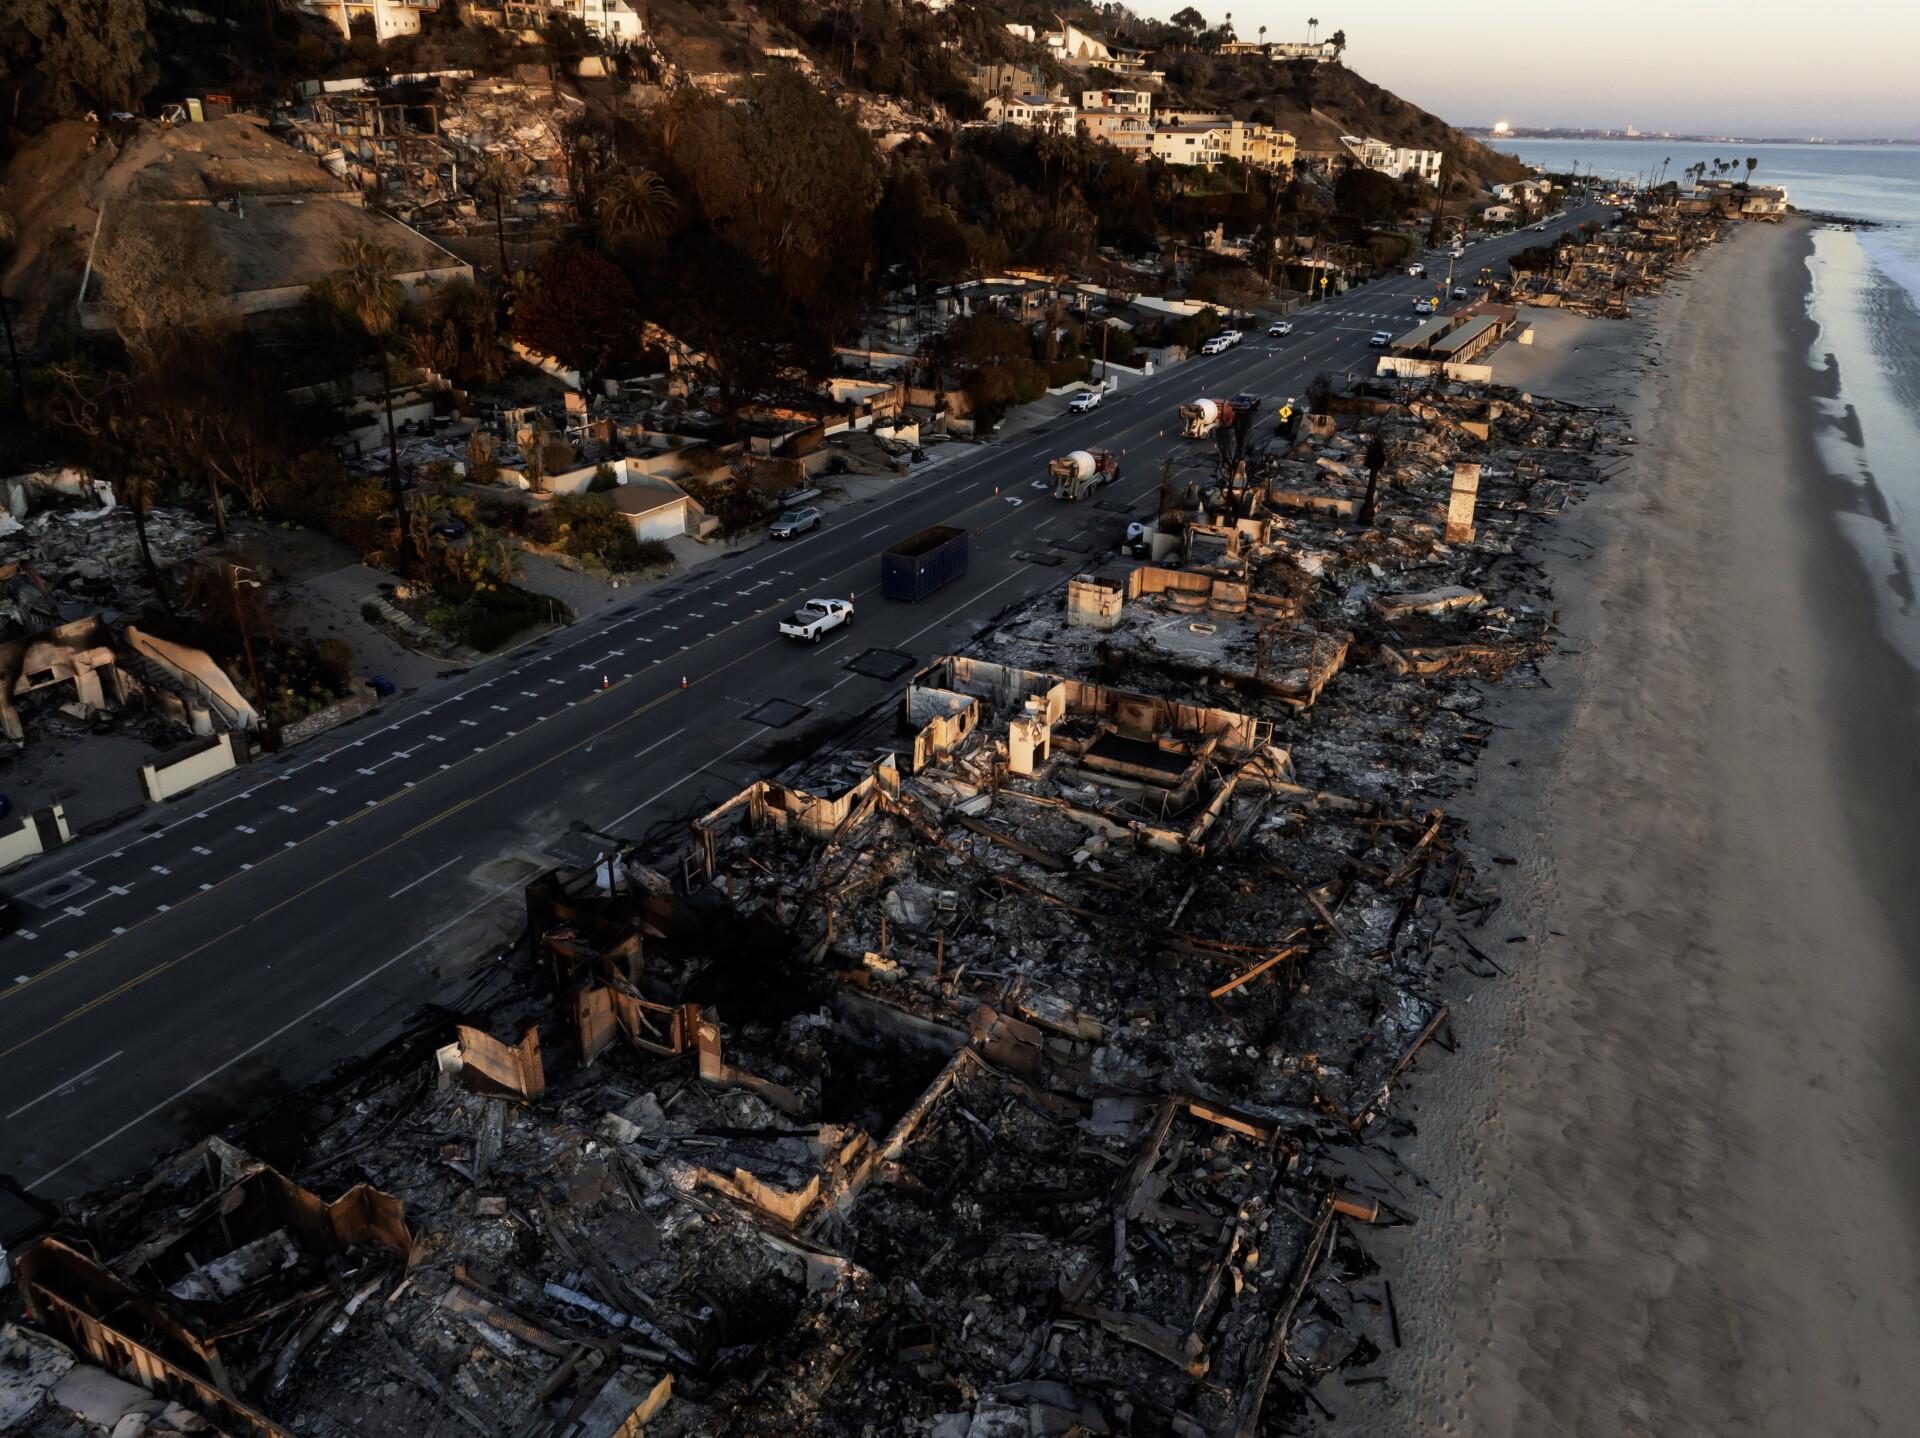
[779,597,854,642]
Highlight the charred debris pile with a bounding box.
[1501,210,1724,317]
[4,384,1627,1438]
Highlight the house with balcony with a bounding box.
[984,94,1078,135]
[1150,123,1226,168]
[1144,118,1293,172]
[1341,135,1443,185]
[1078,108,1152,155]
[969,61,1050,98]
[1217,39,1340,62]
[1038,21,1161,81]
[299,0,436,40]
[500,0,645,39]
[1081,88,1151,115]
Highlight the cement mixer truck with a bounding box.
[1049,448,1122,500]
[1179,396,1239,439]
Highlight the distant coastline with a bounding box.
[1464,128,1920,148]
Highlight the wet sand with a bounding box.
[1337,219,1920,1435]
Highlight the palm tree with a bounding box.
[1308,16,1319,44]
[476,153,517,277]
[317,236,410,565]
[1258,23,1266,49]
[597,169,678,242]
[1360,429,1389,525]
[1745,156,1759,184]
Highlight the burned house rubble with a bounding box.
[0,473,257,749]
[1499,210,1725,317]
[3,379,1628,1438]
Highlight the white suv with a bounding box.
[1068,388,1104,413]
[1267,320,1294,336]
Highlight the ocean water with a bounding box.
[1500,138,1920,673]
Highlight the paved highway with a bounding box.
[0,206,1609,1204]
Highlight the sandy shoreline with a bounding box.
[1325,219,1920,1436]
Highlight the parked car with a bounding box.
[1368,332,1393,348]
[1453,286,1470,300]
[1218,328,1244,346]
[1413,297,1437,314]
[779,597,854,642]
[433,516,467,538]
[1267,320,1294,336]
[1200,335,1231,356]
[1068,387,1104,413]
[769,506,823,539]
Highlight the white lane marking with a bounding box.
[25,880,530,1192]
[12,367,1216,893]
[6,1050,125,1120]
[604,731,759,830]
[389,853,466,898]
[631,727,686,761]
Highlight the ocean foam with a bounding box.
[1804,228,1920,673]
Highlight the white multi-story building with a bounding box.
[1392,146,1442,184]
[1081,88,1151,115]
[1148,119,1294,171]
[1217,40,1339,62]
[502,0,645,40]
[984,94,1078,135]
[1493,179,1548,203]
[300,0,437,41]
[1150,123,1226,167]
[1341,135,1443,185]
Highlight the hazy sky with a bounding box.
[1119,1,1920,139]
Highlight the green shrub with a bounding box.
[589,462,618,492]
[1008,359,1048,405]
[457,585,551,652]
[1046,356,1092,388]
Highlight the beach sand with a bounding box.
[1329,219,1920,1436]
[1486,302,1646,408]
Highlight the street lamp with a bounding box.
[228,564,264,700]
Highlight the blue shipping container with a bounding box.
[881,525,969,601]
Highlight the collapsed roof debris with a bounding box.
[5,379,1627,1436]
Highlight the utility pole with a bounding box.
[228,564,264,699]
